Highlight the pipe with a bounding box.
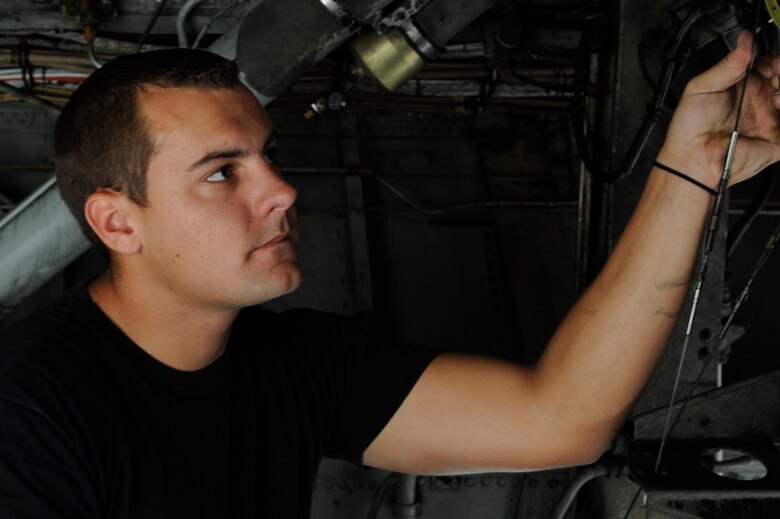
[392,474,420,518]
[550,464,608,519]
[177,0,210,48]
[0,178,90,310]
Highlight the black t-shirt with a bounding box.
[0,285,437,518]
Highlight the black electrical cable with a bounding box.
[572,8,705,183]
[727,164,779,257]
[137,0,169,52]
[637,32,658,90]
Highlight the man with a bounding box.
[1,31,779,517]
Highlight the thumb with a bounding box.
[686,31,754,95]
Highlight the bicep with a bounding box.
[362,353,604,474]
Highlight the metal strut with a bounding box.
[653,10,762,474]
[656,200,780,449]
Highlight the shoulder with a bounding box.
[0,285,112,408]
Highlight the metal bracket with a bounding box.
[319,0,357,29]
[375,0,434,33]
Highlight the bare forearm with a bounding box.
[533,165,713,445]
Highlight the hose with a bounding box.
[550,464,608,519]
[177,0,210,48]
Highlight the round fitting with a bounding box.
[349,28,425,91]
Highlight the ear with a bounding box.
[84,190,142,255]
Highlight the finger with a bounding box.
[686,30,753,95]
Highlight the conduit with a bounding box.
[0,178,90,310]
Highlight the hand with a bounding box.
[658,31,780,188]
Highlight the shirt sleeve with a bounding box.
[315,312,439,464]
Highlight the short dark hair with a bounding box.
[55,48,241,251]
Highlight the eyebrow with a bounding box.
[186,149,248,171]
[185,132,278,172]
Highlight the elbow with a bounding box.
[557,423,618,467]
[573,438,610,466]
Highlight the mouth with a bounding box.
[254,231,290,251]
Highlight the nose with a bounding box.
[250,161,297,217]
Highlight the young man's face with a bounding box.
[128,85,301,309]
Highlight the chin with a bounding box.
[249,263,302,305]
[278,265,303,295]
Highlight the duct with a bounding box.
[0,178,90,311]
[207,0,399,100]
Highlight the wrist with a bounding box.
[655,147,721,192]
[653,160,717,197]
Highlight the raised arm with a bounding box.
[363,31,780,474]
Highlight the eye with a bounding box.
[205,165,232,182]
[263,144,278,165]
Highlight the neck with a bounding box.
[88,271,238,371]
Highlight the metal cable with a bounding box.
[653,6,763,474]
[138,0,170,52]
